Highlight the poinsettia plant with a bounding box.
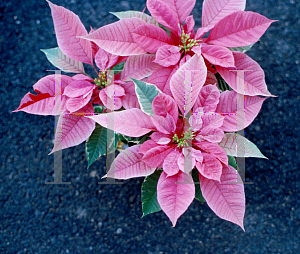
[13,0,276,229]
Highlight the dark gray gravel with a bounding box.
[1,0,300,253]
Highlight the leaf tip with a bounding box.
[46,0,53,7]
[241,224,245,232]
[48,149,54,155]
[129,77,138,83]
[101,174,107,179]
[171,219,177,227]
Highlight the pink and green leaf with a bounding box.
[170,54,207,116]
[95,48,119,70]
[183,15,196,35]
[47,1,92,64]
[147,65,179,97]
[13,75,73,115]
[142,145,174,168]
[130,78,161,116]
[66,92,93,113]
[216,90,268,131]
[196,127,225,143]
[216,52,274,96]
[63,80,95,98]
[177,147,197,174]
[146,0,180,33]
[196,153,222,181]
[81,18,147,56]
[153,45,181,67]
[151,114,176,134]
[132,24,172,54]
[87,108,156,137]
[219,133,267,158]
[157,171,195,227]
[139,139,158,154]
[193,84,220,112]
[152,93,179,124]
[201,45,235,68]
[150,132,171,145]
[199,165,245,230]
[206,11,276,47]
[202,0,246,27]
[194,141,228,165]
[41,47,85,73]
[163,149,181,176]
[121,81,141,109]
[199,113,225,133]
[228,43,255,53]
[121,54,159,81]
[50,104,95,154]
[104,145,156,180]
[110,11,159,25]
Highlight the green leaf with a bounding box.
[215,72,232,92]
[116,134,138,144]
[228,43,255,53]
[116,133,129,144]
[93,105,106,114]
[111,61,125,71]
[141,170,162,217]
[228,155,237,168]
[85,124,108,168]
[85,124,119,168]
[116,133,150,146]
[219,133,268,159]
[227,155,240,171]
[158,24,171,37]
[110,11,158,26]
[192,169,206,202]
[130,78,160,116]
[138,135,150,144]
[41,47,85,73]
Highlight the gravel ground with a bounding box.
[1,0,300,253]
